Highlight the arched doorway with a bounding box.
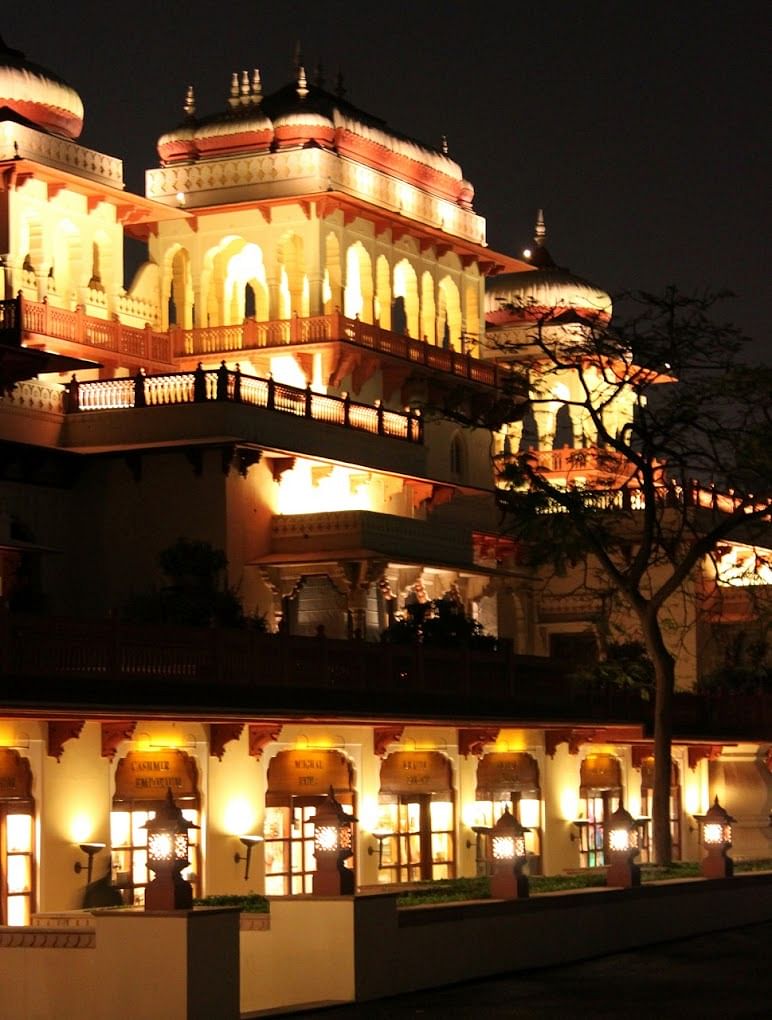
[263,749,356,895]
[375,751,455,884]
[640,757,681,861]
[470,751,542,875]
[576,754,622,868]
[110,749,201,906]
[0,749,34,926]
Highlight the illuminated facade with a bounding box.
[0,39,769,924]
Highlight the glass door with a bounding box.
[375,795,455,884]
[1,809,34,926]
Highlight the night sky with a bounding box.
[6,2,770,348]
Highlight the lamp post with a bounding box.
[700,796,734,879]
[312,786,357,896]
[606,803,641,888]
[143,789,199,911]
[490,807,529,899]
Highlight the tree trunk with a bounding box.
[641,611,675,865]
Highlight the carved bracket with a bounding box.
[687,744,724,770]
[248,723,283,759]
[545,727,603,758]
[48,720,85,762]
[458,728,500,758]
[101,720,137,760]
[210,722,245,761]
[373,726,404,758]
[631,744,655,770]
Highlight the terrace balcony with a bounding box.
[0,611,768,740]
[8,295,511,391]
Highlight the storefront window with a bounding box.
[471,753,542,875]
[264,750,356,895]
[0,750,35,926]
[639,758,681,862]
[376,752,455,884]
[111,750,200,906]
[577,755,623,868]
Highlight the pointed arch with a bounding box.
[324,232,343,313]
[420,272,436,344]
[344,241,374,323]
[276,233,307,318]
[375,254,391,329]
[392,258,419,338]
[437,276,462,351]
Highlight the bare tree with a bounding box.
[492,287,771,864]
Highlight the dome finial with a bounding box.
[240,70,250,104]
[228,72,240,108]
[251,69,262,103]
[183,85,196,118]
[293,40,303,72]
[297,65,309,99]
[534,208,546,247]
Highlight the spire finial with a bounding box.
[240,70,250,104]
[251,69,262,103]
[293,40,302,72]
[297,65,309,99]
[534,208,546,246]
[183,85,196,118]
[228,72,240,109]
[440,134,449,155]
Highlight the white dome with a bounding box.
[0,38,83,139]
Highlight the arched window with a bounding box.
[264,749,355,895]
[392,259,419,338]
[470,752,542,876]
[344,242,373,322]
[576,754,622,868]
[0,749,35,926]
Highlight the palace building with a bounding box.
[0,36,769,926]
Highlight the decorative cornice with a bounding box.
[373,726,404,758]
[101,721,137,761]
[47,720,84,762]
[458,728,500,758]
[248,723,283,759]
[210,723,245,761]
[0,929,95,949]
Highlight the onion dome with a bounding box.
[273,69,336,149]
[0,35,83,139]
[486,211,612,324]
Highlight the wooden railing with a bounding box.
[68,366,424,444]
[0,612,767,737]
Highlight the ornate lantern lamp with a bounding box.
[700,796,734,879]
[312,786,357,896]
[606,803,641,888]
[490,808,529,899]
[143,789,199,911]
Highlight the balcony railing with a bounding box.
[0,612,767,737]
[67,366,424,444]
[173,311,503,387]
[17,295,172,366]
[14,294,506,389]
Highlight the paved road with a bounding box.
[291,921,772,1018]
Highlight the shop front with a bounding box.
[374,751,455,884]
[574,754,622,868]
[263,749,356,895]
[0,748,34,925]
[110,749,200,906]
[470,751,542,875]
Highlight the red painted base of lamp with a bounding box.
[606,857,641,888]
[145,872,194,911]
[701,851,734,880]
[312,863,355,896]
[491,869,529,900]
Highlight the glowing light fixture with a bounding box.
[490,808,529,899]
[143,789,199,911]
[606,803,641,888]
[700,797,734,879]
[312,787,357,896]
[234,835,263,881]
[73,842,106,885]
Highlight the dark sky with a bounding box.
[6,2,770,348]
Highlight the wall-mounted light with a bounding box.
[74,843,106,884]
[366,831,388,868]
[234,835,263,881]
